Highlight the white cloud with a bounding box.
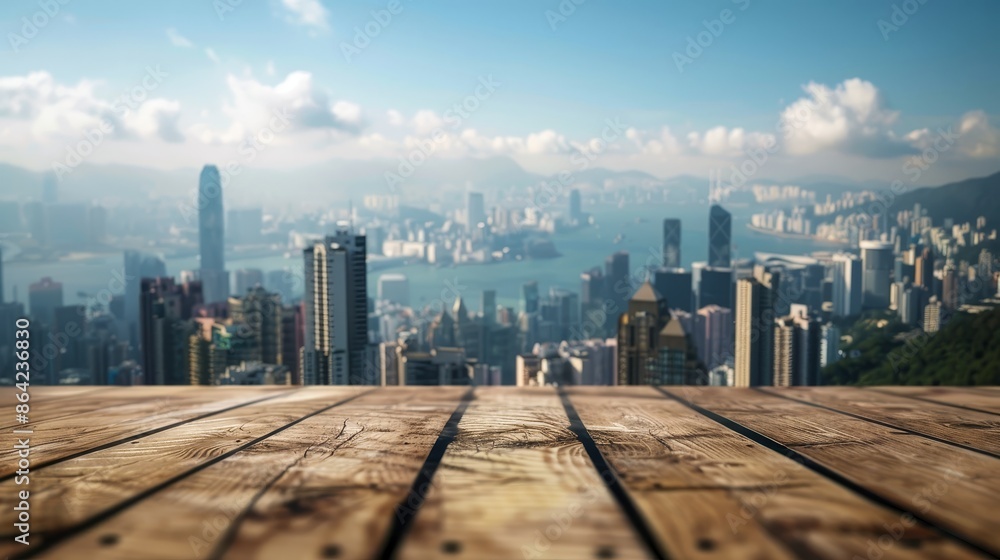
[386,109,404,126]
[166,28,193,48]
[411,110,444,135]
[688,126,776,157]
[280,0,329,31]
[205,48,221,64]
[780,78,912,158]
[0,71,182,145]
[191,71,364,144]
[265,60,276,77]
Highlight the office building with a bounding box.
[662,218,681,268]
[698,267,733,310]
[198,165,228,303]
[734,267,780,387]
[654,267,693,313]
[831,252,863,317]
[860,241,893,309]
[693,304,732,370]
[229,287,283,366]
[616,281,693,385]
[466,191,486,231]
[605,251,631,318]
[140,277,202,385]
[303,227,369,385]
[709,205,732,268]
[124,250,167,355]
[29,277,63,327]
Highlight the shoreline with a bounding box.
[745,224,850,246]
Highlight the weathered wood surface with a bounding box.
[871,386,1000,415]
[760,386,1000,457]
[668,387,1000,558]
[569,386,984,560]
[0,386,997,560]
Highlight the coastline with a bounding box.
[745,224,850,246]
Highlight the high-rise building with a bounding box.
[923,296,942,333]
[820,323,840,368]
[466,191,486,231]
[303,227,369,385]
[569,189,582,224]
[773,305,821,387]
[914,247,935,289]
[662,218,681,268]
[198,165,228,303]
[860,241,894,309]
[605,251,631,318]
[229,287,283,366]
[140,277,202,385]
[698,267,733,309]
[942,264,959,310]
[653,267,693,313]
[693,304,732,370]
[521,281,540,314]
[831,252,863,317]
[29,277,63,327]
[616,281,693,385]
[734,267,779,387]
[709,205,732,268]
[124,250,167,355]
[580,267,606,331]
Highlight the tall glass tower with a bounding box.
[708,204,731,268]
[198,165,228,303]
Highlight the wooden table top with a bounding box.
[2,385,998,559]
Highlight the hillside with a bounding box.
[892,171,1000,227]
[824,307,1000,386]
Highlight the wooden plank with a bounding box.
[0,386,196,430]
[871,387,1000,415]
[761,387,1000,457]
[0,387,295,478]
[0,387,366,558]
[0,386,107,410]
[569,386,983,560]
[396,387,651,560]
[667,387,1000,558]
[34,387,466,560]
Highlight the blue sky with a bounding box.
[0,0,998,184]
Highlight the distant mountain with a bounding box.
[892,171,1000,227]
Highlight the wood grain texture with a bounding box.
[670,387,1000,558]
[569,386,984,560]
[761,386,1000,456]
[870,386,1000,415]
[33,387,464,560]
[396,387,651,560]
[0,388,363,558]
[0,386,107,411]
[0,386,297,479]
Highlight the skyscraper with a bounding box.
[29,277,63,327]
[618,280,674,385]
[569,189,582,224]
[521,281,540,314]
[139,277,202,385]
[303,227,368,385]
[831,253,863,317]
[693,304,733,370]
[773,305,821,387]
[709,205,732,268]
[734,267,779,387]
[860,241,893,309]
[466,191,486,232]
[229,286,283,366]
[605,251,630,318]
[198,165,228,304]
[125,251,167,355]
[662,218,681,268]
[653,267,693,313]
[698,267,733,310]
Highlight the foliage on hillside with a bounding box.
[821,307,1000,386]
